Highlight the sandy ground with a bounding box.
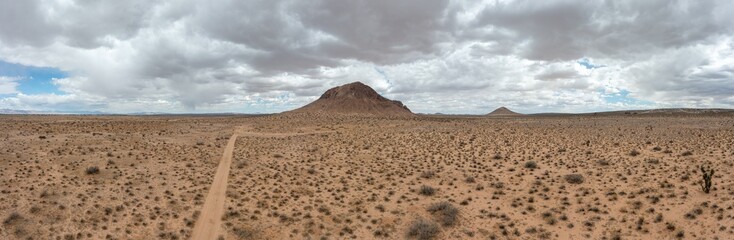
[0,116,241,239]
[2,114,734,240]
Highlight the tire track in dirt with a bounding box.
[191,133,238,240]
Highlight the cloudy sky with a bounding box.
[0,0,733,114]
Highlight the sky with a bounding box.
[0,0,733,114]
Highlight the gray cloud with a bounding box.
[0,0,59,46]
[535,70,580,81]
[0,0,732,113]
[57,0,153,48]
[192,0,455,74]
[474,0,734,61]
[0,0,154,48]
[475,0,593,61]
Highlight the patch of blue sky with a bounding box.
[598,89,654,105]
[577,58,605,69]
[374,67,393,86]
[0,60,67,95]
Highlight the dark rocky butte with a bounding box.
[288,82,412,116]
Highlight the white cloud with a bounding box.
[0,76,21,94]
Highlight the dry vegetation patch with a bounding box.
[2,114,734,239]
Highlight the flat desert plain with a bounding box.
[1,114,733,240]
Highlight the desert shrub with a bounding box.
[85,166,100,175]
[3,212,23,225]
[419,185,436,196]
[629,149,640,156]
[524,161,537,169]
[407,219,439,240]
[666,222,676,231]
[427,202,459,226]
[236,162,246,169]
[233,227,255,239]
[610,232,622,240]
[375,204,385,212]
[29,206,40,214]
[373,228,388,238]
[420,171,435,179]
[464,176,475,183]
[564,174,584,184]
[543,214,557,225]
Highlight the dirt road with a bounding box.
[190,127,333,239]
[190,133,238,240]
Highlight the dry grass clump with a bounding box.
[232,227,256,239]
[464,176,475,183]
[85,166,100,175]
[419,185,436,196]
[427,202,459,226]
[407,219,439,240]
[564,174,584,184]
[629,149,641,156]
[420,171,436,179]
[3,212,23,225]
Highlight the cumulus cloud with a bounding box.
[0,76,21,94]
[0,0,732,113]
